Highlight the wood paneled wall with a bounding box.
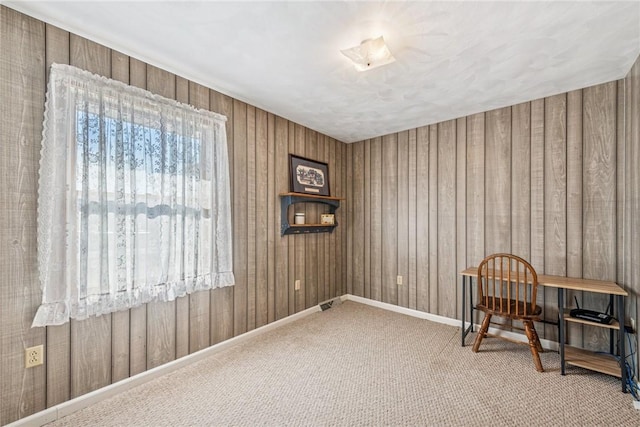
[0,7,346,424]
[346,56,640,353]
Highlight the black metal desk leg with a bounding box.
[559,288,565,375]
[468,278,473,333]
[461,275,466,346]
[460,275,475,347]
[618,294,627,393]
[610,295,614,355]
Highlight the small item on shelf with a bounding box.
[569,297,614,324]
[294,212,305,225]
[320,214,335,225]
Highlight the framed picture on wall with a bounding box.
[289,154,330,196]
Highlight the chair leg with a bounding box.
[472,313,492,353]
[531,325,543,353]
[524,321,544,372]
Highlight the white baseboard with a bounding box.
[8,304,322,427]
[343,294,558,351]
[345,294,462,327]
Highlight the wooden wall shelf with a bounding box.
[279,193,343,236]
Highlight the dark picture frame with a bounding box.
[289,154,330,196]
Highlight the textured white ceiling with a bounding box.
[5,1,640,143]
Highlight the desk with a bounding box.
[460,267,628,392]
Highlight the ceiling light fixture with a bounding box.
[341,36,395,72]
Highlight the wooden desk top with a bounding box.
[460,267,627,296]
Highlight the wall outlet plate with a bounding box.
[25,345,44,368]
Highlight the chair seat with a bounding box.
[476,298,542,320]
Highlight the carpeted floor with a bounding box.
[46,300,640,426]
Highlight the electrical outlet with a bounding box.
[396,275,403,285]
[295,279,301,291]
[25,345,44,368]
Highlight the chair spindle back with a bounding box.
[477,253,538,317]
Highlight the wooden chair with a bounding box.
[472,253,544,372]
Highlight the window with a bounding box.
[32,64,234,327]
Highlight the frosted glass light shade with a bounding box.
[341,36,396,72]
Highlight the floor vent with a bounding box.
[320,297,342,311]
[320,301,333,311]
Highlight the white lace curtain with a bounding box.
[33,64,234,327]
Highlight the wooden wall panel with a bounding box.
[544,94,568,277]
[364,140,372,300]
[345,142,353,295]
[146,65,177,369]
[415,127,430,312]
[233,100,249,333]
[352,142,365,297]
[484,107,512,255]
[455,119,466,319]
[317,134,327,303]
[370,137,382,301]
[128,57,148,376]
[566,89,584,347]
[188,83,212,352]
[44,23,72,407]
[511,102,531,259]
[408,130,418,310]
[543,94,567,339]
[328,137,336,299]
[382,134,398,305]
[255,108,269,328]
[530,98,546,335]
[566,90,583,275]
[305,131,318,306]
[343,141,349,295]
[274,116,289,320]
[583,83,617,282]
[616,79,627,320]
[266,112,276,320]
[287,122,297,315]
[328,138,338,299]
[109,50,131,383]
[466,114,485,268]
[0,8,348,422]
[428,126,438,312]
[293,124,306,312]
[0,7,46,424]
[397,131,409,308]
[246,105,257,331]
[69,34,113,399]
[326,136,333,298]
[437,121,457,318]
[334,137,345,298]
[583,82,617,351]
[175,76,191,358]
[209,89,235,345]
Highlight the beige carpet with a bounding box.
[47,300,639,426]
